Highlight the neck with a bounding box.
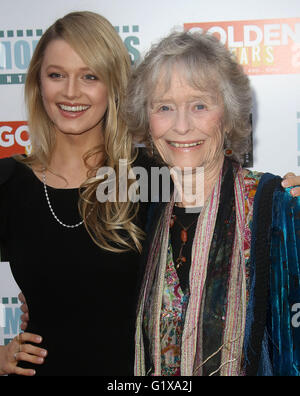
[203,155,225,201]
[41,129,104,189]
[172,155,224,208]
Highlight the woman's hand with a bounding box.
[18,292,29,331]
[282,173,300,197]
[0,333,47,376]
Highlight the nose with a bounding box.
[173,109,192,135]
[64,76,80,99]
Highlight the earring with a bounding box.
[148,133,154,156]
[224,133,233,157]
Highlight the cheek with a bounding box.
[40,92,55,122]
[92,84,108,105]
[149,116,170,140]
[201,113,224,143]
[40,81,57,110]
[204,127,225,164]
[96,91,108,107]
[92,92,108,118]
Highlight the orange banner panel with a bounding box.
[184,18,300,75]
[0,121,30,159]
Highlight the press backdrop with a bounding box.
[0,0,300,345]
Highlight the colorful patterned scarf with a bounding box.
[135,159,247,376]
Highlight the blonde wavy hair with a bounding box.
[21,11,144,253]
[125,31,252,163]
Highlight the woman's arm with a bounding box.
[0,333,47,376]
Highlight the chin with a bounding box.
[55,124,91,136]
[170,157,204,170]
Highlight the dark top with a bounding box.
[0,155,149,376]
[170,206,200,293]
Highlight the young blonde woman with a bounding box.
[0,11,147,376]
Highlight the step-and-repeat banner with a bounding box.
[0,0,300,345]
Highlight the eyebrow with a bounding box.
[151,95,212,104]
[44,65,93,72]
[151,97,172,104]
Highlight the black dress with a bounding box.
[0,157,148,376]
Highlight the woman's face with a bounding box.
[40,39,108,138]
[149,68,225,171]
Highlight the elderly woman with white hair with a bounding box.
[126,31,300,376]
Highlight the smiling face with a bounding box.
[40,39,108,138]
[149,67,225,172]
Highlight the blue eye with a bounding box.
[48,73,62,79]
[195,104,205,110]
[84,74,98,81]
[159,105,170,111]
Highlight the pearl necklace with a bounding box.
[42,170,84,228]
